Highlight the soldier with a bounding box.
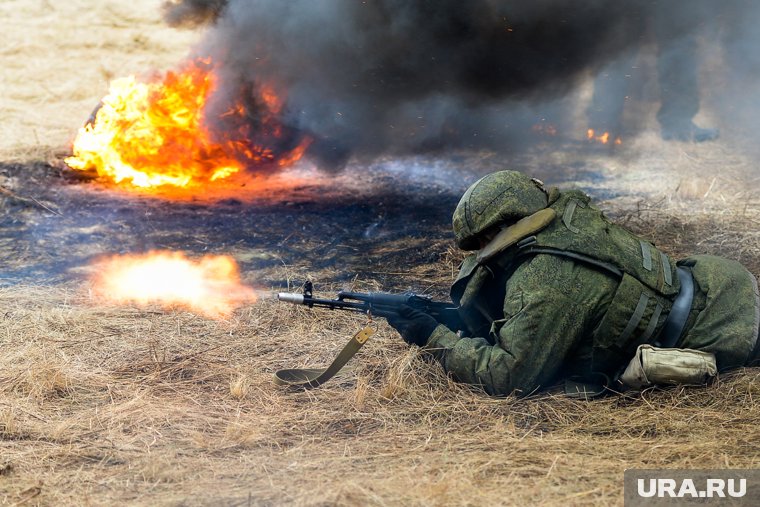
[387,171,759,397]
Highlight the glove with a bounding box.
[386,305,439,347]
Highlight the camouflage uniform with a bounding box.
[423,171,760,396]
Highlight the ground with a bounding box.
[1,2,760,506]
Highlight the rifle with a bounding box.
[277,281,464,332]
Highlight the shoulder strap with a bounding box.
[476,208,557,264]
[514,244,624,278]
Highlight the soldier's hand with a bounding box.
[387,305,439,347]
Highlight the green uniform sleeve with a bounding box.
[425,255,616,396]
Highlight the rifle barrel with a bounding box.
[277,293,305,304]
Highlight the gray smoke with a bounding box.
[163,0,227,28]
[162,0,760,169]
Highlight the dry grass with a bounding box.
[0,287,759,506]
[1,198,759,506]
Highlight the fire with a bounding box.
[91,251,256,319]
[586,129,622,145]
[65,58,309,192]
[532,123,558,136]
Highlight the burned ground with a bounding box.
[0,140,664,290]
[0,161,459,288]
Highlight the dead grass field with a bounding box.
[2,1,760,506]
[0,258,759,506]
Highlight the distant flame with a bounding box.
[586,129,622,145]
[91,251,256,318]
[532,123,558,136]
[65,58,309,193]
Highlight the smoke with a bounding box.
[712,0,760,159]
[162,0,227,28]
[162,0,760,169]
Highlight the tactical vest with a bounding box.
[451,189,681,375]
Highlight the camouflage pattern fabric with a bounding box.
[677,255,760,369]
[452,171,548,250]
[425,187,760,396]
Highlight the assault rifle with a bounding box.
[277,281,464,332]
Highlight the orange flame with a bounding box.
[532,123,558,136]
[65,58,309,193]
[586,129,622,145]
[91,251,256,319]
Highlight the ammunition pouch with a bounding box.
[619,344,717,389]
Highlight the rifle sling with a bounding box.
[273,327,374,388]
[655,267,694,348]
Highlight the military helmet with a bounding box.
[453,170,548,250]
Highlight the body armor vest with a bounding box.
[451,189,681,374]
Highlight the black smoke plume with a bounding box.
[162,0,760,169]
[163,0,227,28]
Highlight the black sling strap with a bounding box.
[655,267,694,348]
